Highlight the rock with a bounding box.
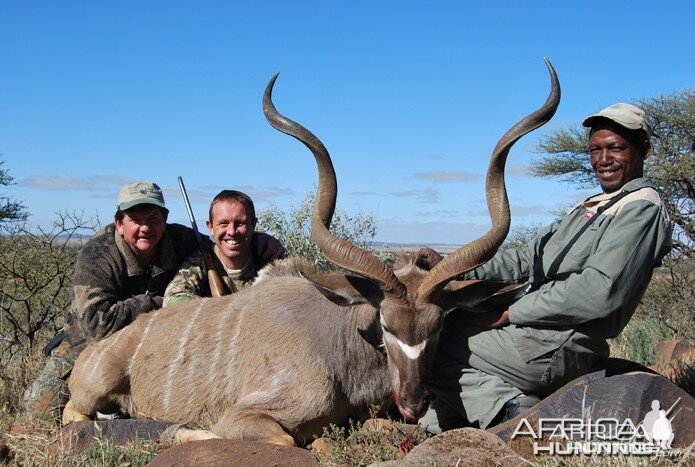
[651,340,695,379]
[307,437,334,458]
[488,370,695,459]
[49,419,176,454]
[592,357,656,376]
[654,340,695,366]
[371,427,523,466]
[147,439,319,466]
[9,419,56,438]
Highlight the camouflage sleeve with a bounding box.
[163,248,208,307]
[72,245,154,342]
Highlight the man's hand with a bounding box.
[254,233,288,262]
[460,309,510,328]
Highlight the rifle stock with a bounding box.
[177,176,232,297]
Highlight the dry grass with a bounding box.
[0,415,161,466]
[667,360,695,399]
[312,419,428,466]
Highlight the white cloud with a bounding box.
[186,184,294,202]
[347,190,379,196]
[20,174,130,192]
[389,188,440,204]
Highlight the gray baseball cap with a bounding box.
[117,181,168,212]
[582,103,652,137]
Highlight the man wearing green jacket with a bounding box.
[420,103,672,432]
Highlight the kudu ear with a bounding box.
[302,273,384,308]
[436,280,527,312]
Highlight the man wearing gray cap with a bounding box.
[420,103,672,433]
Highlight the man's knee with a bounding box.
[23,375,69,419]
[23,342,75,419]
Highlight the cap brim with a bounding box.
[118,199,168,212]
[582,114,641,130]
[582,114,601,127]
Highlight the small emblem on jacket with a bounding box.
[584,211,595,220]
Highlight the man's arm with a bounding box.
[72,250,157,342]
[509,200,671,326]
[465,218,562,283]
[163,248,207,307]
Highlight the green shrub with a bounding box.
[257,190,393,272]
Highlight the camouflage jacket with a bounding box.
[163,233,286,307]
[65,223,198,346]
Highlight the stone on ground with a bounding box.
[371,427,523,466]
[488,370,695,459]
[49,419,175,454]
[148,439,319,466]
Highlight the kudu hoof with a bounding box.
[174,427,222,443]
[61,399,91,425]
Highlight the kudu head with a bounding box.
[262,60,560,420]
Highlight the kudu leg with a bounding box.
[65,332,135,424]
[212,409,296,446]
[173,427,222,443]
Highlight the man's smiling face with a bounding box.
[115,205,167,264]
[206,200,255,270]
[589,123,645,193]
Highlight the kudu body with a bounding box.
[66,61,560,445]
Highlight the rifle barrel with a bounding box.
[177,176,203,243]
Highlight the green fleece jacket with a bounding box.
[467,178,672,361]
[66,223,198,344]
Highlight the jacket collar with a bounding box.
[583,177,654,205]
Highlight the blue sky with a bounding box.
[2,1,693,244]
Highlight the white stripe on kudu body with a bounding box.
[163,301,204,413]
[88,326,126,382]
[208,303,229,389]
[128,316,154,375]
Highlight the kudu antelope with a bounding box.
[64,60,560,445]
